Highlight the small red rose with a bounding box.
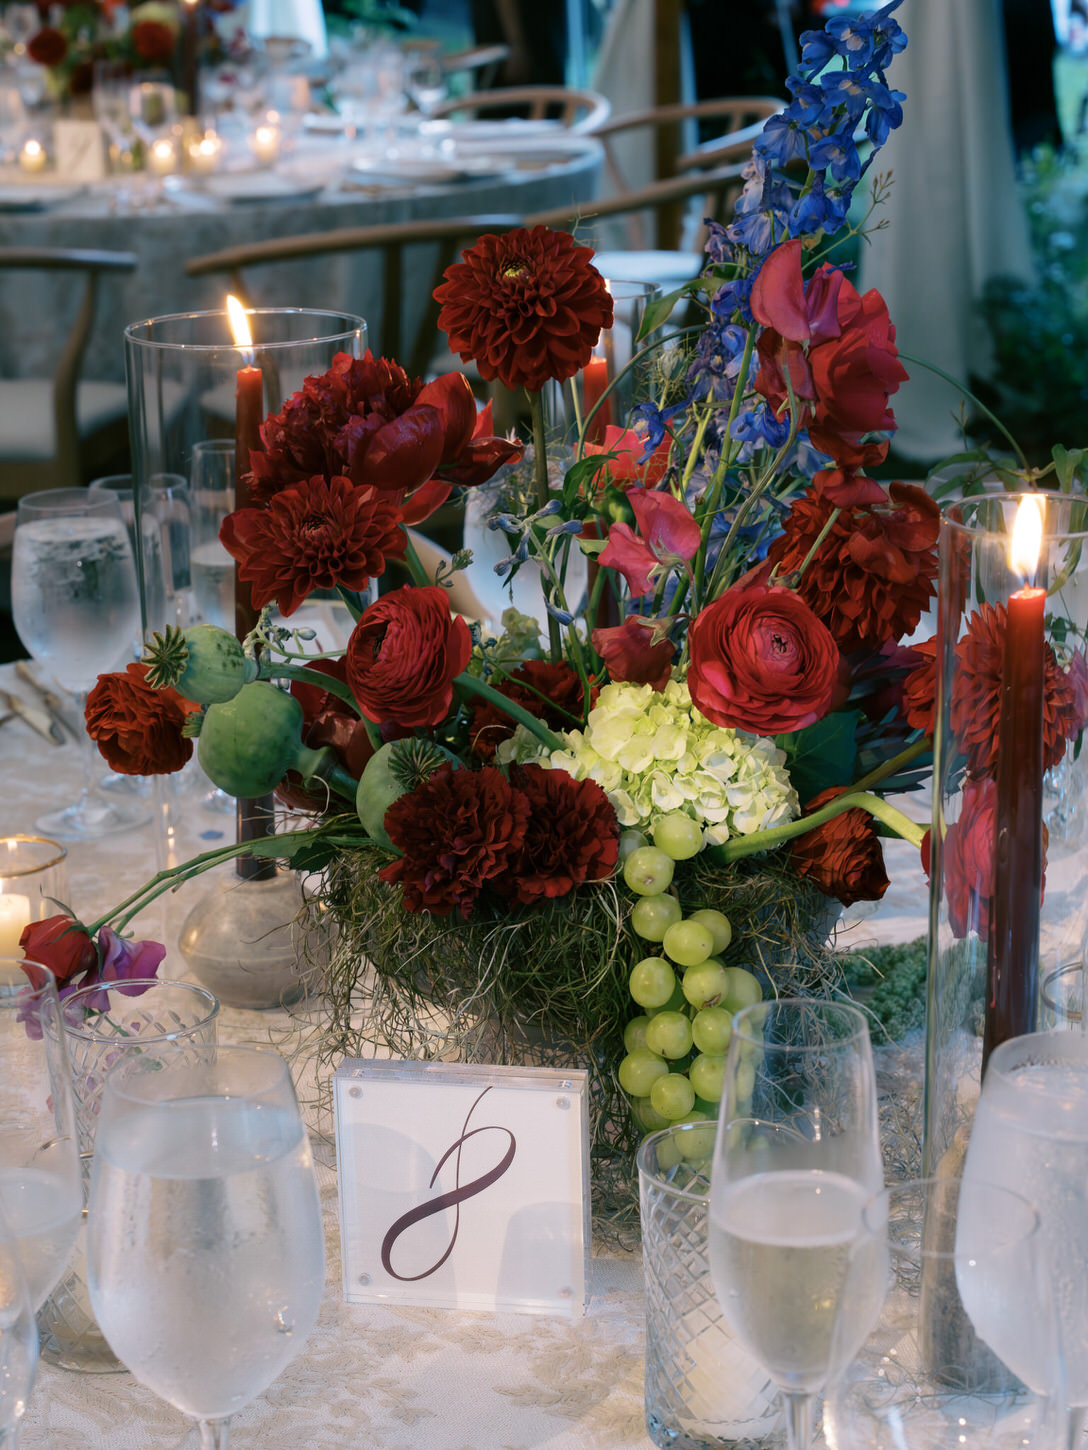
[790,787,889,907]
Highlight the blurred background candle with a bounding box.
[0,893,29,955]
[249,121,281,167]
[146,136,177,176]
[18,137,45,173]
[186,129,222,174]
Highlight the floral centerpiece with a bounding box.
[22,0,1067,1220]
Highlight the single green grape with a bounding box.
[623,1015,653,1053]
[631,892,683,942]
[644,1009,694,1060]
[618,828,647,864]
[631,1095,671,1132]
[689,1052,727,1103]
[628,956,676,1009]
[618,1048,669,1097]
[662,918,715,968]
[723,966,763,1013]
[681,958,730,1009]
[648,981,688,1016]
[623,845,675,896]
[651,811,704,861]
[650,1072,696,1121]
[689,908,733,955]
[691,1005,733,1055]
[676,1122,718,1161]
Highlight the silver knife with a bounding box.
[14,661,82,742]
[0,688,64,746]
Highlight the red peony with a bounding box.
[687,584,840,734]
[764,482,940,653]
[19,915,97,986]
[789,787,889,906]
[85,664,196,776]
[434,226,614,393]
[468,659,593,759]
[27,25,66,64]
[493,764,618,905]
[276,658,375,812]
[345,584,471,728]
[220,474,405,617]
[131,19,175,61]
[752,238,908,470]
[380,764,530,917]
[592,615,676,690]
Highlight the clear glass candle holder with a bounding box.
[0,835,68,957]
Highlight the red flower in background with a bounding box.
[468,659,593,759]
[583,426,673,491]
[598,487,701,597]
[131,19,175,61]
[592,616,676,690]
[765,482,939,653]
[752,238,907,471]
[85,664,196,776]
[902,637,937,737]
[276,659,375,812]
[27,25,66,64]
[381,765,530,917]
[921,776,1002,940]
[220,474,405,616]
[494,765,618,905]
[345,584,471,728]
[789,787,889,906]
[434,226,614,392]
[687,584,840,734]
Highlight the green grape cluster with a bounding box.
[617,822,762,1133]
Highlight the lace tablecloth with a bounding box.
[0,660,928,1450]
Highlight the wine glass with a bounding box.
[93,60,139,206]
[0,1201,37,1449]
[0,960,82,1314]
[825,1176,1067,1450]
[961,1031,1088,1449]
[10,488,148,840]
[86,1044,325,1449]
[405,54,446,119]
[708,997,882,1450]
[128,78,178,201]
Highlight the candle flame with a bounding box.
[226,294,253,350]
[1010,494,1045,581]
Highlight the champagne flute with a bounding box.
[0,960,82,1313]
[825,1176,1066,1450]
[10,488,147,840]
[87,1044,325,1449]
[708,997,881,1450]
[961,1031,1088,1449]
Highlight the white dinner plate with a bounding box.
[0,182,86,211]
[348,153,514,185]
[191,170,326,203]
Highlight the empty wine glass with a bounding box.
[0,1201,37,1449]
[825,1176,1067,1450]
[87,1044,325,1449]
[128,77,178,200]
[10,488,147,840]
[708,998,882,1450]
[405,53,446,119]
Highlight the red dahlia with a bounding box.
[434,226,614,393]
[468,660,593,758]
[85,663,196,776]
[493,765,619,906]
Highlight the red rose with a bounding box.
[220,474,406,617]
[380,764,530,917]
[752,239,908,471]
[276,658,375,812]
[27,25,66,64]
[434,226,614,393]
[132,19,175,61]
[592,615,676,690]
[19,915,97,986]
[789,787,889,907]
[687,584,840,734]
[85,663,196,776]
[493,764,619,905]
[468,660,593,759]
[345,584,471,728]
[764,482,939,653]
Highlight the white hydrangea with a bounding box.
[542,680,799,846]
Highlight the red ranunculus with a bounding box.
[220,474,405,617]
[85,664,196,776]
[764,482,940,653]
[27,25,66,64]
[687,584,840,734]
[592,615,676,690]
[752,238,908,471]
[276,658,375,812]
[434,226,614,393]
[789,787,889,907]
[345,584,471,728]
[380,764,530,917]
[597,487,701,598]
[19,915,97,986]
[468,660,593,759]
[131,19,175,61]
[493,764,619,905]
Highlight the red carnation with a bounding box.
[132,19,175,61]
[687,584,840,735]
[765,482,940,653]
[592,615,676,690]
[789,787,889,907]
[27,25,66,64]
[19,915,97,986]
[380,764,530,918]
[493,764,619,905]
[468,659,594,758]
[85,663,196,776]
[434,226,614,393]
[220,474,405,617]
[345,584,471,728]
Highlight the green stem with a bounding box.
[528,388,562,661]
[259,663,360,714]
[899,351,1029,472]
[850,735,930,794]
[713,790,926,864]
[454,671,564,753]
[401,533,431,589]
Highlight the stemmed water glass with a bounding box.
[10,488,148,841]
[708,997,882,1450]
[128,77,178,200]
[87,1044,325,1449]
[405,54,446,119]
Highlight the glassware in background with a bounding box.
[10,489,148,841]
[1041,961,1085,1030]
[93,60,139,205]
[87,1044,325,1449]
[708,998,881,1450]
[88,472,192,639]
[332,39,405,143]
[404,52,446,119]
[638,1121,785,1450]
[0,75,26,164]
[37,978,220,1374]
[0,837,67,957]
[189,438,237,634]
[128,77,178,201]
[0,961,82,1313]
[962,1031,1088,1447]
[0,1200,37,1448]
[825,1177,1066,1450]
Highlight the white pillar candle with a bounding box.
[0,893,31,956]
[18,139,46,174]
[147,137,178,176]
[249,123,281,167]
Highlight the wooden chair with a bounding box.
[0,247,138,505]
[440,43,511,93]
[428,85,611,134]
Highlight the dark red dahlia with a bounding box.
[468,660,594,758]
[493,764,618,906]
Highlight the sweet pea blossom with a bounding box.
[597,488,701,597]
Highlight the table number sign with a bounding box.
[333,1060,590,1316]
[53,120,107,183]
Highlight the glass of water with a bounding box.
[87,1044,325,1449]
[10,488,147,840]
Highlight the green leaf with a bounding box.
[775,711,861,805]
[639,282,704,338]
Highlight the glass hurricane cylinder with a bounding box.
[0,836,67,956]
[924,492,1088,1177]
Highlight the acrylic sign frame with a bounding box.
[334,1059,591,1316]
